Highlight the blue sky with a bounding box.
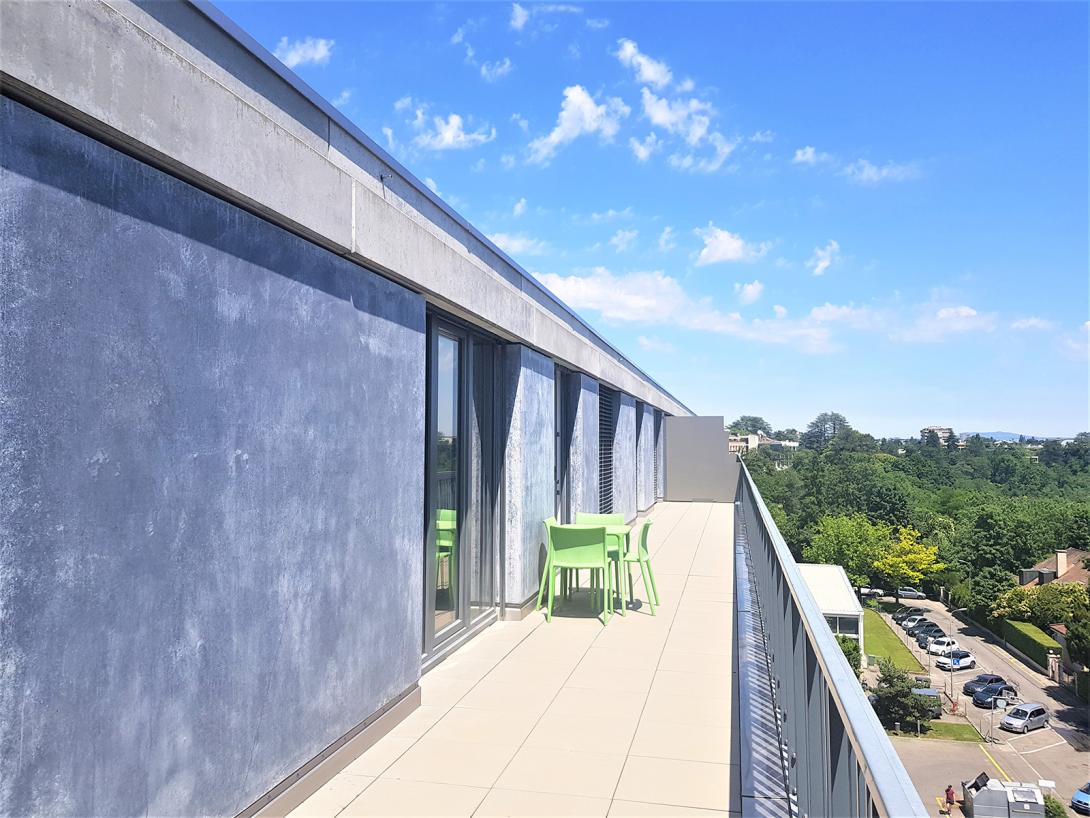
[219,1,1088,437]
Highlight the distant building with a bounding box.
[798,563,865,668]
[728,431,799,456]
[1018,548,1089,588]
[920,425,954,444]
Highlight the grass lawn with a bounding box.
[888,721,982,742]
[864,609,924,672]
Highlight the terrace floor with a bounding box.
[289,501,738,817]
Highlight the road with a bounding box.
[882,598,1089,800]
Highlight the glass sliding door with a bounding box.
[424,316,498,657]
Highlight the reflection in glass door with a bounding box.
[425,317,498,657]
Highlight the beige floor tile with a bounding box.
[473,788,610,817]
[614,756,731,811]
[629,719,731,764]
[426,705,540,745]
[341,734,415,777]
[523,710,638,754]
[546,687,647,722]
[564,662,655,694]
[287,774,374,818]
[340,778,487,817]
[656,650,732,678]
[457,680,558,716]
[384,736,519,788]
[583,646,663,670]
[420,673,481,708]
[649,670,732,702]
[639,690,731,729]
[386,705,449,741]
[663,630,731,656]
[607,800,733,817]
[495,746,627,799]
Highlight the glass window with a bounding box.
[432,334,459,635]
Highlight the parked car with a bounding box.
[901,615,926,630]
[906,619,935,636]
[962,673,1004,695]
[928,637,959,656]
[972,682,1018,709]
[936,650,976,671]
[911,688,943,720]
[858,587,885,598]
[893,606,925,623]
[1071,782,1090,815]
[916,628,946,648]
[1000,703,1049,734]
[897,587,927,599]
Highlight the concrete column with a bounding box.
[563,373,599,518]
[612,393,637,521]
[501,345,556,607]
[636,402,655,512]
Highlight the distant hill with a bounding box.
[960,431,1061,442]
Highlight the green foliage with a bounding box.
[801,412,852,450]
[730,415,772,435]
[772,428,800,442]
[836,634,862,673]
[965,567,1016,620]
[1002,620,1061,668]
[804,514,891,586]
[874,527,945,591]
[1044,793,1068,818]
[991,585,1035,622]
[991,582,1088,630]
[1066,610,1090,669]
[871,659,935,730]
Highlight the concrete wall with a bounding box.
[636,403,655,512]
[0,98,426,817]
[613,394,638,522]
[663,416,737,503]
[655,411,665,500]
[0,0,690,419]
[566,374,599,519]
[501,346,556,606]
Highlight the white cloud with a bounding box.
[843,158,920,185]
[381,127,398,151]
[773,305,788,319]
[511,113,530,133]
[414,114,496,150]
[481,58,513,82]
[274,36,334,68]
[640,88,711,145]
[501,153,517,170]
[513,197,527,217]
[589,207,633,222]
[394,96,413,112]
[658,226,676,252]
[749,130,775,143]
[792,145,833,165]
[510,3,530,30]
[586,17,610,29]
[668,133,738,174]
[423,177,440,195]
[610,228,638,252]
[1060,321,1090,360]
[527,85,630,165]
[535,267,834,353]
[470,158,487,173]
[488,232,548,256]
[734,280,764,305]
[807,303,882,330]
[629,133,661,162]
[676,78,695,93]
[615,38,673,88]
[638,335,675,352]
[694,223,770,265]
[807,240,840,276]
[451,25,468,45]
[1010,317,1054,331]
[891,304,996,342]
[332,89,352,108]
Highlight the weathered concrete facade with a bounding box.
[613,394,638,522]
[0,98,425,816]
[636,403,656,512]
[501,346,557,606]
[566,374,600,520]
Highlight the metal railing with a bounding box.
[735,461,927,818]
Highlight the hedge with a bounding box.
[1077,671,1090,703]
[1002,620,1061,669]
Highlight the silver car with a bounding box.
[1000,702,1049,733]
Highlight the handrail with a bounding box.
[737,460,927,818]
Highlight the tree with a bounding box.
[946,431,960,452]
[1064,603,1090,669]
[1031,582,1089,629]
[991,585,1035,622]
[730,415,772,436]
[965,566,1016,619]
[924,430,942,448]
[871,659,935,730]
[874,527,945,600]
[804,514,892,587]
[801,412,851,450]
[773,428,800,442]
[836,634,862,674]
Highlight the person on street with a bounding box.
[943,784,957,814]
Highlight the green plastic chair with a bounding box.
[535,516,558,613]
[575,512,627,615]
[435,509,457,603]
[541,524,612,623]
[622,520,659,615]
